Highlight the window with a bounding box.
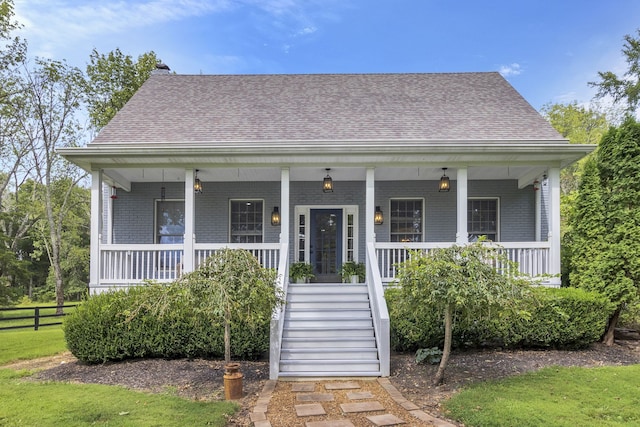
[156,200,185,244]
[390,199,423,242]
[230,200,263,243]
[468,198,499,241]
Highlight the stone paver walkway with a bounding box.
[250,378,457,426]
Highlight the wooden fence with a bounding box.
[0,305,77,331]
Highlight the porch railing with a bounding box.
[98,243,281,287]
[374,241,551,283]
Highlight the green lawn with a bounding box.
[0,327,68,365]
[0,328,239,426]
[0,369,237,427]
[444,365,640,426]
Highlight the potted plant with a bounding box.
[290,262,314,283]
[339,261,365,283]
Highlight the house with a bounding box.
[59,71,595,378]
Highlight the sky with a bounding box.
[12,0,640,111]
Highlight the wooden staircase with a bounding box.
[278,282,381,377]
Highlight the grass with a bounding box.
[0,328,240,426]
[0,327,68,365]
[0,369,238,426]
[444,365,640,426]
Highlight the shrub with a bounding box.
[65,250,280,364]
[387,286,614,351]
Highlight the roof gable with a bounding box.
[91,72,563,145]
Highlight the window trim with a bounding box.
[389,198,425,243]
[467,197,500,242]
[228,199,265,243]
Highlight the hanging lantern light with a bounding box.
[374,206,384,225]
[438,168,450,192]
[323,168,333,193]
[271,206,281,226]
[194,169,203,194]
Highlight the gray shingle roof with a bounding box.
[91,72,563,145]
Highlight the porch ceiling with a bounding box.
[59,141,594,191]
[99,165,547,191]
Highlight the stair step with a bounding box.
[288,284,368,294]
[283,326,375,338]
[282,337,376,349]
[287,300,371,309]
[280,348,378,360]
[279,359,381,373]
[285,308,372,319]
[284,318,373,327]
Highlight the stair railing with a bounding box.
[366,242,390,376]
[269,242,289,379]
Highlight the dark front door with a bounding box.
[309,209,343,283]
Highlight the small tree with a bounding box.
[395,241,530,385]
[176,248,283,363]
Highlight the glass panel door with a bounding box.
[309,209,342,282]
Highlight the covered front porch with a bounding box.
[87,163,564,291]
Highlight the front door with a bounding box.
[309,209,342,282]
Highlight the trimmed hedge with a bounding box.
[387,286,614,351]
[64,282,270,364]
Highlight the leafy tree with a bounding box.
[590,29,640,115]
[395,241,530,385]
[541,102,609,233]
[14,59,87,311]
[568,119,640,345]
[175,249,283,363]
[85,48,160,130]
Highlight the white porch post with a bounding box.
[366,167,375,244]
[183,169,195,273]
[456,167,468,244]
[280,168,290,245]
[548,167,561,286]
[89,169,103,294]
[535,179,542,242]
[106,186,114,244]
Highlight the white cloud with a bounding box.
[16,0,230,39]
[499,63,523,77]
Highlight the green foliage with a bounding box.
[65,250,283,364]
[394,242,530,326]
[496,287,613,349]
[444,365,640,426]
[85,48,160,130]
[415,347,442,365]
[338,261,365,282]
[388,286,612,351]
[590,28,640,115]
[394,241,532,383]
[567,119,640,341]
[289,261,314,281]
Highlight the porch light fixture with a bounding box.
[374,206,384,225]
[322,168,334,193]
[194,169,203,194]
[271,206,281,226]
[438,168,450,192]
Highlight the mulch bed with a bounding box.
[17,336,640,426]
